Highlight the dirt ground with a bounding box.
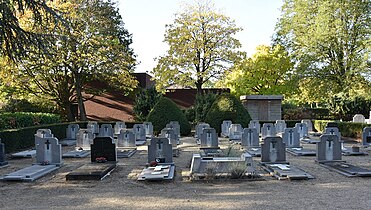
[0,135,370,210]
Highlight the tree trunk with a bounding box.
[75,73,87,121]
[196,80,203,95]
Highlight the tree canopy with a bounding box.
[152,1,243,93]
[274,0,371,102]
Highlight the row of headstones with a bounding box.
[352,112,371,124]
[220,120,313,140]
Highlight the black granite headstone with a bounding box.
[90,137,117,162]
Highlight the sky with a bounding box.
[118,0,284,73]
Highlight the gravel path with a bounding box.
[0,136,370,210]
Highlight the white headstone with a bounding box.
[248,120,261,134]
[229,124,243,140]
[275,120,287,134]
[301,119,313,132]
[221,120,232,137]
[98,124,114,137]
[114,122,126,135]
[143,122,153,138]
[261,123,277,139]
[353,114,366,123]
[117,129,135,148]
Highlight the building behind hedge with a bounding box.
[240,95,283,121]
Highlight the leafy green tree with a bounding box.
[219,45,296,97]
[0,0,61,61]
[275,0,371,101]
[133,87,162,121]
[7,0,137,121]
[152,1,243,93]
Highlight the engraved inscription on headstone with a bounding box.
[35,137,62,166]
[316,134,342,163]
[148,138,173,164]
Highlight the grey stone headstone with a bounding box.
[114,122,126,135]
[301,119,313,132]
[161,128,178,148]
[167,121,180,137]
[98,124,114,138]
[76,129,95,150]
[241,128,259,148]
[316,134,342,162]
[0,139,8,166]
[295,123,308,139]
[148,137,173,164]
[261,137,286,163]
[66,124,80,140]
[200,128,218,148]
[362,127,371,146]
[324,127,341,140]
[229,124,243,140]
[275,120,287,134]
[143,122,153,137]
[353,114,366,123]
[248,120,261,134]
[133,124,146,141]
[282,128,300,148]
[35,129,53,138]
[90,137,117,163]
[261,123,277,139]
[87,121,99,134]
[221,120,232,137]
[117,130,136,148]
[35,137,62,166]
[195,123,210,139]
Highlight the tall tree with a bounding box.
[0,0,62,61]
[152,1,243,93]
[274,0,371,100]
[219,45,296,97]
[8,0,137,120]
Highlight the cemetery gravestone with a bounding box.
[316,134,342,163]
[161,128,179,157]
[11,129,53,158]
[261,123,277,139]
[261,137,286,164]
[241,128,259,148]
[248,120,261,135]
[133,124,146,145]
[0,139,8,167]
[229,124,243,141]
[63,129,93,158]
[282,128,300,148]
[147,137,173,164]
[295,123,309,139]
[98,124,114,138]
[90,137,117,163]
[353,114,366,123]
[275,120,287,134]
[143,122,154,138]
[114,121,126,136]
[116,130,136,158]
[362,127,371,147]
[35,129,53,138]
[301,119,313,133]
[221,120,232,137]
[87,121,99,134]
[196,123,210,139]
[60,124,80,146]
[169,121,181,137]
[200,128,219,148]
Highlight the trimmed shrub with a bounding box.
[313,120,368,139]
[0,112,61,130]
[133,87,161,121]
[146,97,191,135]
[195,93,218,122]
[205,93,251,134]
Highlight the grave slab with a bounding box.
[62,150,90,158]
[264,164,314,180]
[1,165,59,181]
[321,162,371,177]
[11,150,36,158]
[66,164,116,180]
[137,165,175,181]
[246,147,261,157]
[342,146,368,156]
[286,148,316,156]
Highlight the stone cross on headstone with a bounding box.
[148,137,173,164]
[295,123,308,139]
[362,127,371,146]
[66,124,80,140]
[90,137,117,163]
[133,124,146,141]
[316,134,342,162]
[241,128,259,148]
[76,129,95,150]
[261,137,286,163]
[248,120,261,134]
[87,121,99,134]
[35,137,62,165]
[114,122,126,136]
[324,127,341,140]
[261,123,277,139]
[282,128,300,148]
[301,119,313,132]
[98,124,114,138]
[275,120,287,134]
[117,130,135,148]
[200,128,218,148]
[221,120,232,137]
[0,139,8,166]
[143,122,153,138]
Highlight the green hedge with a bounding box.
[313,120,369,139]
[0,112,61,130]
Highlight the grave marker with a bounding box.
[87,121,99,134]
[261,123,277,139]
[147,137,173,164]
[221,120,232,137]
[90,137,117,163]
[316,134,342,163]
[60,124,80,146]
[295,123,309,139]
[200,128,219,148]
[161,128,179,156]
[275,120,287,134]
[353,114,366,123]
[133,124,146,145]
[195,123,210,139]
[301,119,313,132]
[98,124,114,138]
[0,139,8,167]
[229,124,243,141]
[362,127,371,147]
[143,122,154,138]
[114,122,126,136]
[261,137,286,164]
[248,120,261,134]
[282,128,300,148]
[117,130,136,148]
[241,128,259,148]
